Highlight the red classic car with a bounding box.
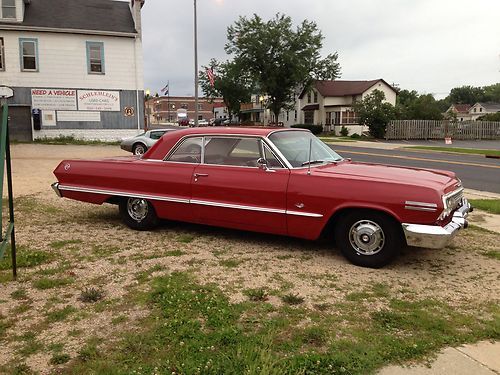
[52,127,471,268]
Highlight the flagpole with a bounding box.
[194,0,199,127]
[167,80,170,124]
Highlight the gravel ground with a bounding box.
[0,144,498,374]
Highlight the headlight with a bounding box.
[438,187,464,220]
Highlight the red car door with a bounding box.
[190,136,290,235]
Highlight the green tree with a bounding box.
[396,91,443,120]
[199,59,253,120]
[483,83,500,102]
[353,90,396,139]
[225,13,341,121]
[448,85,486,105]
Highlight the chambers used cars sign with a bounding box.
[77,90,120,111]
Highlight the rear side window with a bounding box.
[150,131,166,140]
[166,137,202,163]
[204,137,261,166]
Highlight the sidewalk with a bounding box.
[324,138,500,151]
[378,341,500,375]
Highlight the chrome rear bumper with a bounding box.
[51,182,62,197]
[402,198,472,249]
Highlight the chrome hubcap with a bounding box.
[134,145,145,155]
[349,220,385,255]
[127,198,148,222]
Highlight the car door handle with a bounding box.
[194,173,208,182]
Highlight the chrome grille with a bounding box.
[446,188,463,212]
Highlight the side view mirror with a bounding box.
[257,158,275,172]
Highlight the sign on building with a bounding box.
[31,89,77,110]
[77,90,120,111]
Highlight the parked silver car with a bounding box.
[120,129,176,155]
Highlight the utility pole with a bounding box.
[194,0,199,127]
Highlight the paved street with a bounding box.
[329,144,500,193]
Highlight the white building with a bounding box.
[0,0,145,141]
[468,102,500,121]
[298,79,397,135]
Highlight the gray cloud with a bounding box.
[140,0,500,98]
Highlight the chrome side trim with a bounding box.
[286,210,323,218]
[404,206,437,212]
[57,184,190,204]
[54,183,323,218]
[405,201,437,208]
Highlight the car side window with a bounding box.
[262,142,283,168]
[166,137,202,163]
[204,137,261,167]
[150,131,166,140]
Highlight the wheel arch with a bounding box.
[320,205,405,244]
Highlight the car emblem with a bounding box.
[295,203,304,209]
[64,163,71,171]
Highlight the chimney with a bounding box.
[130,0,145,38]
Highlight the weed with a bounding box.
[79,287,105,303]
[482,250,500,260]
[77,338,101,362]
[300,326,327,346]
[244,288,268,302]
[50,353,71,365]
[0,246,52,270]
[281,293,305,305]
[18,332,43,356]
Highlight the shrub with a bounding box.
[291,124,323,135]
[79,287,105,303]
[350,133,361,139]
[340,126,349,137]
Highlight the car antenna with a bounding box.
[307,138,312,176]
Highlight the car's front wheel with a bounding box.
[334,210,403,268]
[133,143,147,156]
[119,197,158,230]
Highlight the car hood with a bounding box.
[313,161,457,191]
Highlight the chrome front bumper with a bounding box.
[402,198,472,249]
[51,182,62,197]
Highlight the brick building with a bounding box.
[146,96,224,124]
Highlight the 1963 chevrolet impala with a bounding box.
[52,127,471,268]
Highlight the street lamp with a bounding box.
[194,0,199,127]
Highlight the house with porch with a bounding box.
[297,79,397,135]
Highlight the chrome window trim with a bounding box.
[56,184,323,218]
[164,135,203,163]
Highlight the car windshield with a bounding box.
[269,130,343,168]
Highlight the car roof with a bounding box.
[162,126,307,138]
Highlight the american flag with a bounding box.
[160,83,169,94]
[206,67,215,87]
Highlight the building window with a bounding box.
[304,110,314,124]
[19,38,38,71]
[1,0,16,18]
[313,91,318,103]
[0,38,4,71]
[181,103,188,109]
[342,110,358,124]
[86,42,105,74]
[307,92,311,103]
[198,104,203,110]
[479,107,483,112]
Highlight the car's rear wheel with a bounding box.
[119,197,158,230]
[133,143,147,156]
[334,210,402,268]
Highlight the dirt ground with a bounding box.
[0,144,499,374]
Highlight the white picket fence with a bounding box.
[385,120,500,140]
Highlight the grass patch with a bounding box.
[50,353,71,365]
[0,245,53,270]
[405,146,500,157]
[49,239,83,250]
[61,272,500,375]
[14,195,62,215]
[469,199,500,215]
[46,306,77,323]
[219,258,245,268]
[281,293,305,305]
[10,288,28,300]
[318,136,357,143]
[33,277,74,290]
[165,250,187,257]
[34,135,120,146]
[176,234,195,243]
[482,250,500,260]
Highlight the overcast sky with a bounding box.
[139,0,500,98]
